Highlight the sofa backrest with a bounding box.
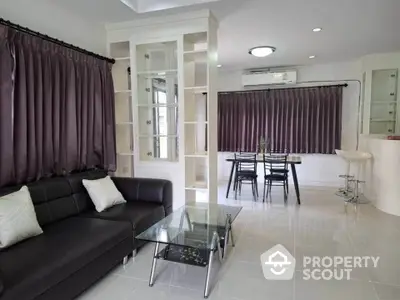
[0,170,107,227]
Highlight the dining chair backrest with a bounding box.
[263,153,288,175]
[235,152,257,173]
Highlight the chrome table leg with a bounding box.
[204,249,214,298]
[230,225,235,247]
[204,232,219,298]
[223,215,233,258]
[149,242,160,287]
[223,228,229,258]
[216,233,223,263]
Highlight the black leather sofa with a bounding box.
[0,170,172,300]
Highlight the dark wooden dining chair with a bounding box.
[263,153,289,202]
[268,148,290,192]
[234,153,258,201]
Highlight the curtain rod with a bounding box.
[0,17,115,64]
[217,83,348,94]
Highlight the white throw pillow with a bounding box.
[0,186,43,249]
[82,176,126,212]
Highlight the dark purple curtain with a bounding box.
[218,86,343,154]
[0,25,116,188]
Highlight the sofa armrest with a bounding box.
[111,177,173,215]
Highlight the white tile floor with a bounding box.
[78,184,400,300]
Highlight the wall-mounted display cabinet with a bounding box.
[107,10,219,208]
[369,69,398,134]
[361,66,400,134]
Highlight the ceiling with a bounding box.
[52,0,400,71]
[119,0,222,13]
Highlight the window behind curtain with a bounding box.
[218,86,343,154]
[0,24,116,188]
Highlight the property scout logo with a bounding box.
[260,244,379,281]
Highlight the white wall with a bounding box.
[0,0,106,54]
[217,61,362,187]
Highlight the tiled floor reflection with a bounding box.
[78,184,400,300]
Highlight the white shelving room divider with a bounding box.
[107,10,219,209]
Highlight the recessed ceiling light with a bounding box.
[309,55,316,59]
[217,64,222,68]
[313,27,322,32]
[249,46,276,57]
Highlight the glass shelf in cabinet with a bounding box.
[184,121,208,124]
[117,152,134,156]
[138,135,178,138]
[137,70,178,77]
[185,182,208,191]
[116,122,134,125]
[137,103,178,108]
[184,86,207,94]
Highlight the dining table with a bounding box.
[225,154,302,204]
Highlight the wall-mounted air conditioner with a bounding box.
[242,70,297,87]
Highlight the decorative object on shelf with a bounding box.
[127,67,131,90]
[258,136,266,154]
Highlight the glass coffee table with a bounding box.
[136,203,242,298]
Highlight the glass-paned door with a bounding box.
[134,39,179,162]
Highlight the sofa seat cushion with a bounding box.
[83,201,165,236]
[0,217,131,300]
[0,274,3,296]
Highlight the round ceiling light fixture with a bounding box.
[249,46,276,57]
[313,27,322,32]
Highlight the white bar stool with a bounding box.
[335,150,372,207]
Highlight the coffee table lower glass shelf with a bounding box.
[136,203,242,298]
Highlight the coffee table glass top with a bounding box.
[136,203,242,250]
